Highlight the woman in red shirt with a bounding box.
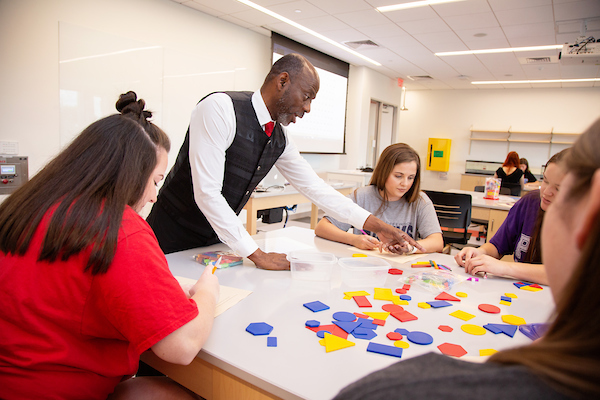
[0,92,218,399]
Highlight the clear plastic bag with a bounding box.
[400,270,468,293]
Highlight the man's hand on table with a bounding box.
[248,248,290,270]
[363,215,426,255]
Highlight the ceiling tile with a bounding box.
[356,23,409,38]
[444,12,499,30]
[396,17,452,35]
[432,0,492,16]
[187,0,248,14]
[266,21,310,37]
[269,1,329,20]
[553,0,600,21]
[292,15,352,32]
[307,0,372,14]
[559,64,600,79]
[380,7,438,23]
[219,14,257,28]
[488,0,551,12]
[508,34,557,47]
[503,22,555,41]
[521,63,561,79]
[182,1,225,17]
[335,9,389,28]
[494,5,554,26]
[412,31,466,52]
[229,8,284,26]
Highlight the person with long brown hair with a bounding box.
[333,117,600,400]
[455,149,569,285]
[495,150,525,196]
[0,92,218,399]
[315,143,443,254]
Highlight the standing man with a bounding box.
[147,53,423,270]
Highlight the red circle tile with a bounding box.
[382,304,404,313]
[478,304,501,314]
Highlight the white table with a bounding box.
[242,184,355,235]
[326,170,373,187]
[446,189,518,240]
[142,227,554,400]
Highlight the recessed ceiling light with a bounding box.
[295,9,301,13]
[235,0,381,66]
[436,44,563,56]
[472,78,600,85]
[473,33,487,38]
[377,0,466,12]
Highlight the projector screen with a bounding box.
[272,33,349,154]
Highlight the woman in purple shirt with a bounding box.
[455,149,569,284]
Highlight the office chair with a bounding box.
[424,190,473,254]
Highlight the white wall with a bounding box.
[398,87,600,191]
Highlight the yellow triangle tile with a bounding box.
[344,290,371,298]
[480,348,498,356]
[502,314,526,325]
[374,288,395,301]
[504,293,517,298]
[418,302,431,309]
[363,312,390,320]
[520,286,542,292]
[323,332,355,353]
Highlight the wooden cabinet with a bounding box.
[488,209,509,241]
[460,174,488,191]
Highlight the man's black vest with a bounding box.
[148,91,286,252]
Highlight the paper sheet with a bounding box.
[348,247,425,265]
[254,237,314,253]
[175,276,253,317]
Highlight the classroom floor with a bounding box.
[253,211,485,257]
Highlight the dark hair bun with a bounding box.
[116,91,152,121]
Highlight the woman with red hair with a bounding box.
[495,151,525,196]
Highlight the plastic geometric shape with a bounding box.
[357,318,378,330]
[316,330,330,338]
[499,300,512,306]
[403,284,411,290]
[387,332,403,341]
[322,332,355,353]
[461,324,487,335]
[504,293,518,298]
[354,312,369,319]
[352,327,378,340]
[519,323,549,341]
[467,277,479,282]
[352,253,368,257]
[353,295,372,308]
[333,311,357,322]
[438,342,467,357]
[394,340,410,349]
[486,323,518,337]
[388,268,403,275]
[483,324,502,334]
[319,338,326,346]
[435,292,461,302]
[364,312,390,320]
[306,324,349,339]
[520,285,543,292]
[394,328,410,336]
[427,300,452,308]
[374,288,396,301]
[500,296,512,302]
[478,304,501,314]
[367,342,403,358]
[333,320,362,334]
[411,263,431,268]
[399,294,412,301]
[530,284,543,289]
[418,302,432,309]
[456,292,468,298]
[449,310,475,321]
[502,315,527,325]
[344,290,371,298]
[392,299,410,306]
[303,301,330,313]
[267,337,277,347]
[246,322,274,336]
[438,325,453,332]
[513,282,528,288]
[382,304,404,313]
[391,310,418,322]
[479,348,498,356]
[373,319,386,326]
[407,331,433,345]
[395,288,407,294]
[305,320,320,328]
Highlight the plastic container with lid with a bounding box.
[287,251,337,281]
[338,257,390,287]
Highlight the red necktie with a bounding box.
[264,121,274,137]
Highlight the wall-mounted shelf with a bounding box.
[469,127,579,158]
